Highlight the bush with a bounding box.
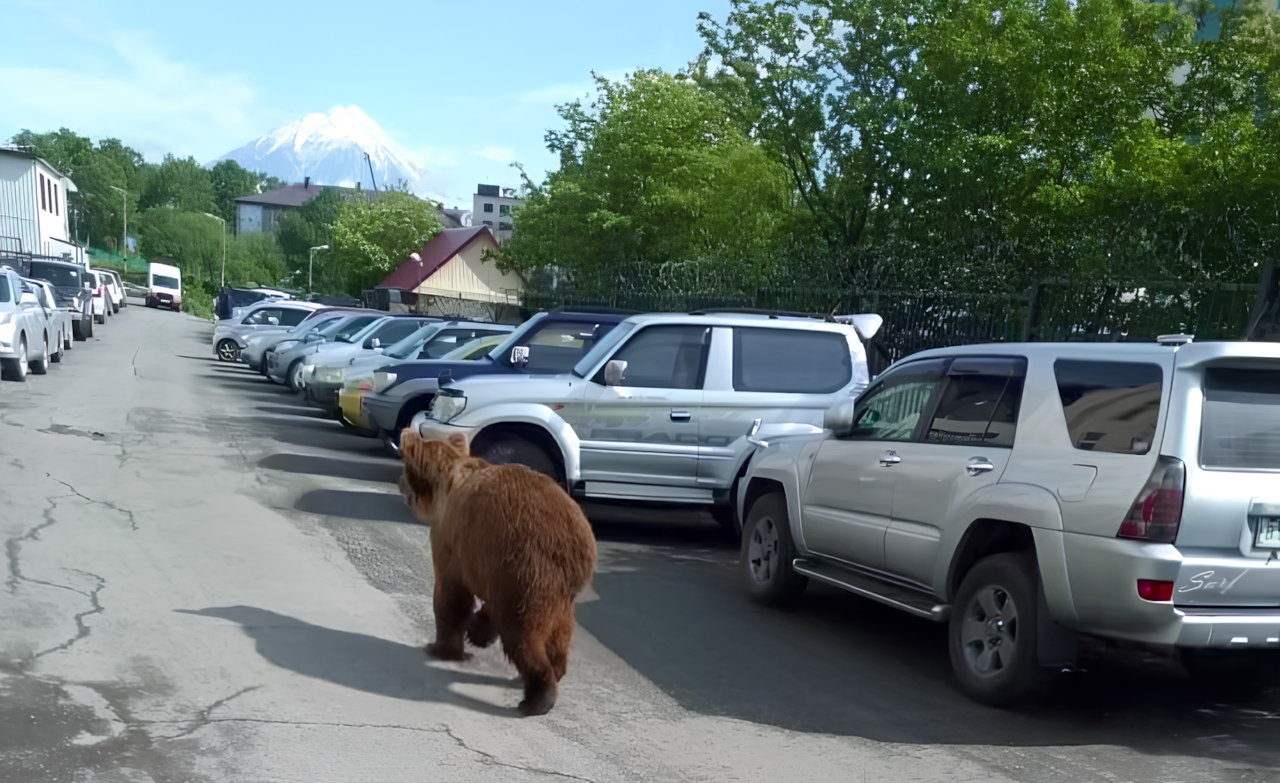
[181,285,215,320]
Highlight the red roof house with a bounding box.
[378,226,523,304]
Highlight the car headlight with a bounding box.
[315,366,344,385]
[372,371,398,394]
[430,391,467,423]
[275,340,299,352]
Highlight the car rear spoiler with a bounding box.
[833,314,883,341]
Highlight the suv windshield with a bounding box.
[1201,366,1280,470]
[29,263,81,288]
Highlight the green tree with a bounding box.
[497,69,800,295]
[207,159,261,225]
[328,190,442,295]
[135,206,222,284]
[138,154,216,214]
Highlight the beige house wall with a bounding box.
[413,237,523,304]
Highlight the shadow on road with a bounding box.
[178,606,517,717]
[295,488,419,524]
[575,549,1280,765]
[261,453,403,484]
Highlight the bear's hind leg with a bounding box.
[503,626,558,716]
[547,604,575,682]
[465,603,497,648]
[426,576,473,661]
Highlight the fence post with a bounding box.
[1243,259,1278,341]
[1020,281,1041,342]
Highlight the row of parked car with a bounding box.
[0,258,130,381]
[213,296,1280,706]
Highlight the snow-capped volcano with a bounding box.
[211,106,436,198]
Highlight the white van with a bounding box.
[146,262,182,311]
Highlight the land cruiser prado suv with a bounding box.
[737,337,1280,704]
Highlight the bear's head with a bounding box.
[398,429,470,524]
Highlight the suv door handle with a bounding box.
[670,409,691,421]
[966,458,995,476]
[879,450,901,466]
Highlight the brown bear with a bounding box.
[398,429,597,716]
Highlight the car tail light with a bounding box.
[1137,579,1174,601]
[1118,456,1185,543]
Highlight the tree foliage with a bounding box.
[328,190,442,296]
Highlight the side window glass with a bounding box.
[1054,360,1163,454]
[594,325,710,389]
[278,309,308,327]
[732,327,852,393]
[243,309,266,325]
[925,360,1026,448]
[847,359,946,441]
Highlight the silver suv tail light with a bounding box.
[1117,456,1185,544]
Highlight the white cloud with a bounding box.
[0,18,283,162]
[474,145,516,163]
[409,146,462,168]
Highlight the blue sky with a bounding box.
[0,0,731,206]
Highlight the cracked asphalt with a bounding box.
[2,303,1280,782]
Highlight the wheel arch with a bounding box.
[471,422,567,482]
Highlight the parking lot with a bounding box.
[2,303,1279,782]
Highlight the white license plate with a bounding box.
[1254,516,1280,549]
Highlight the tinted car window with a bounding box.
[366,319,426,348]
[925,358,1027,447]
[515,320,618,374]
[0,275,9,303]
[29,263,81,288]
[594,325,709,389]
[333,316,381,341]
[848,359,946,441]
[1201,367,1280,470]
[733,327,852,394]
[1054,360,1163,454]
[419,328,508,359]
[278,308,310,327]
[243,308,283,325]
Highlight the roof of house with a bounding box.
[234,182,328,207]
[377,226,498,290]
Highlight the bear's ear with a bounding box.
[446,432,468,455]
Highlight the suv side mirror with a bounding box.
[370,338,382,351]
[510,346,530,368]
[604,360,628,386]
[824,398,857,438]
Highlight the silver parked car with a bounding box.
[0,266,56,380]
[737,336,1280,704]
[211,300,322,362]
[22,278,71,362]
[265,312,387,389]
[414,311,879,533]
[240,309,363,373]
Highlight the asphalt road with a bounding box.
[2,304,1279,782]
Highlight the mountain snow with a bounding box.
[210,106,444,201]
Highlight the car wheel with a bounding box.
[288,360,306,393]
[50,334,62,363]
[94,310,104,325]
[3,338,29,381]
[949,552,1053,706]
[30,337,49,375]
[63,330,72,350]
[472,434,559,481]
[258,355,269,376]
[740,493,808,607]
[216,340,240,363]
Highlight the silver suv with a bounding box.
[738,337,1280,704]
[415,311,878,532]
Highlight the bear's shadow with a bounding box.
[178,606,520,718]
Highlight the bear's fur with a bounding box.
[398,429,597,716]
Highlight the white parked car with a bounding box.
[413,311,881,533]
[0,266,56,380]
[85,270,111,325]
[23,278,71,361]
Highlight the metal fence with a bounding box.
[521,275,1275,375]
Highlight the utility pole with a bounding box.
[202,213,227,288]
[309,245,329,295]
[109,185,127,262]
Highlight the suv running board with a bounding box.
[793,558,951,622]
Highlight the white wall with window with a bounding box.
[0,149,76,258]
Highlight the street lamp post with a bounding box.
[202,213,227,288]
[409,252,423,314]
[108,185,127,262]
[309,245,329,295]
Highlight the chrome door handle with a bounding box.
[670,409,691,421]
[879,450,901,466]
[966,459,995,476]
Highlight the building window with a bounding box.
[54,183,59,216]
[483,203,493,213]
[499,221,513,231]
[482,220,494,227]
[499,204,510,216]
[39,173,47,211]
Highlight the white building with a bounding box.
[0,148,83,261]
[471,183,522,245]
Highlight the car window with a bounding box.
[0,275,9,303]
[512,320,618,374]
[278,308,309,327]
[29,263,81,288]
[418,328,508,359]
[367,319,426,348]
[847,359,947,442]
[925,358,1027,448]
[333,316,381,342]
[593,325,710,389]
[1054,360,1163,454]
[152,274,180,288]
[244,308,283,326]
[1201,367,1280,470]
[733,327,852,394]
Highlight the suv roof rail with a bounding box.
[1157,333,1195,346]
[687,307,831,321]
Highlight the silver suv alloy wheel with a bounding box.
[217,340,240,362]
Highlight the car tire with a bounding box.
[30,337,49,375]
[94,310,104,325]
[258,355,269,376]
[63,330,72,350]
[50,334,62,363]
[473,434,559,481]
[216,340,240,363]
[3,338,28,381]
[740,493,808,607]
[949,552,1053,706]
[287,360,306,393]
